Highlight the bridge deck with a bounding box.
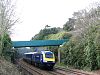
[12,40,68,47]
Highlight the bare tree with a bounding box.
[72,3,100,36]
[0,0,18,56]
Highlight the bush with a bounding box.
[62,25,100,70]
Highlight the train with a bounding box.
[23,51,55,70]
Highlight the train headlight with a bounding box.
[43,60,47,62]
[45,61,47,62]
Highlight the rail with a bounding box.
[17,59,94,75]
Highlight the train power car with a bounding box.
[23,51,55,70]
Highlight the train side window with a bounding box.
[26,54,32,58]
[32,55,35,60]
[36,55,39,58]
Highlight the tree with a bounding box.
[63,18,75,31]
[73,7,100,31]
[62,3,100,70]
[32,27,59,40]
[0,0,18,56]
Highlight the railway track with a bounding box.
[55,67,93,75]
[17,59,94,75]
[48,70,65,75]
[18,60,52,75]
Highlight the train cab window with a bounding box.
[45,52,53,58]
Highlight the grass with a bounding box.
[55,62,69,68]
[0,57,22,75]
[44,31,70,40]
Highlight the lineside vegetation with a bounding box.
[32,2,100,71]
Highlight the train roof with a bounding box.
[24,51,53,55]
[24,52,37,54]
[41,51,53,53]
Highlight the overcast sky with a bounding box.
[10,0,99,41]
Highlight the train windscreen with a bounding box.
[45,52,53,58]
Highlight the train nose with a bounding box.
[46,63,53,67]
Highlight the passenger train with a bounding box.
[23,51,55,70]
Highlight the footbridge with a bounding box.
[12,39,68,48]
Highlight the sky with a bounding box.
[11,0,99,41]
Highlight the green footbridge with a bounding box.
[12,39,69,63]
[12,39,68,48]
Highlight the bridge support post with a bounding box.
[58,48,60,63]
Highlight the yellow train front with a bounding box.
[23,51,55,70]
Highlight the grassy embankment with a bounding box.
[0,57,22,75]
[44,31,71,40]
